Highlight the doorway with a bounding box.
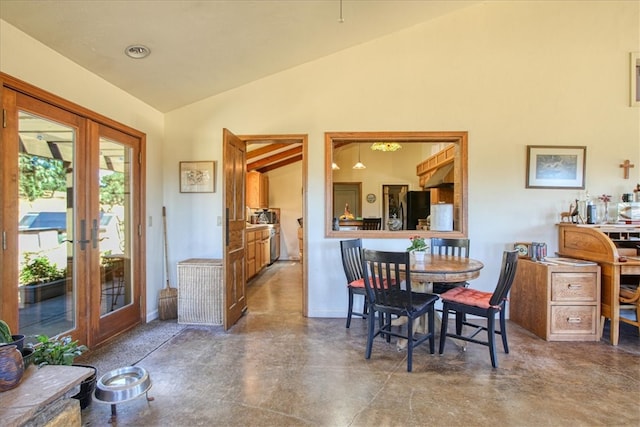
[223,131,307,329]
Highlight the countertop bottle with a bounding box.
[586,199,596,224]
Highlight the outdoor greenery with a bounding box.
[99,172,125,210]
[19,253,66,286]
[19,153,124,208]
[19,154,66,201]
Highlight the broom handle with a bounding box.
[163,206,171,289]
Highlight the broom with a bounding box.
[159,206,178,320]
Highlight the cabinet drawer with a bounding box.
[550,305,597,335]
[551,272,597,301]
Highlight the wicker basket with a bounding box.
[177,258,223,325]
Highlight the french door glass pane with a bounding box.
[18,111,75,337]
[99,137,132,316]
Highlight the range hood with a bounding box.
[423,163,454,188]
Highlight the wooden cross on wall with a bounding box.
[620,159,635,179]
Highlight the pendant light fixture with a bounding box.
[353,143,366,169]
[370,142,402,152]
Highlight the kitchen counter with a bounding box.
[246,223,271,230]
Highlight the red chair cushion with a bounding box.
[440,286,502,309]
[348,278,394,288]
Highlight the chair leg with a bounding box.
[346,289,353,328]
[439,304,449,354]
[455,311,463,335]
[346,288,356,328]
[385,313,391,343]
[488,315,498,368]
[499,308,509,354]
[407,317,414,372]
[365,308,375,360]
[428,307,435,354]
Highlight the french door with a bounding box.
[1,79,144,347]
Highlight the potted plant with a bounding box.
[19,253,68,304]
[0,320,25,351]
[407,235,428,262]
[31,334,96,409]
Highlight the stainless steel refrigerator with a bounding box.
[399,190,431,230]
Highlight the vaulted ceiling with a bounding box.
[0,0,480,172]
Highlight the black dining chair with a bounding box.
[430,238,470,294]
[361,218,382,230]
[340,239,367,328]
[362,249,439,372]
[438,250,519,368]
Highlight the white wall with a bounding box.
[3,1,639,320]
[0,21,166,321]
[265,165,303,260]
[163,1,639,317]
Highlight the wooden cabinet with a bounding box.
[510,259,601,341]
[258,228,270,270]
[246,171,269,209]
[246,230,257,279]
[245,226,270,280]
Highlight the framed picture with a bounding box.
[526,145,586,189]
[631,52,640,107]
[179,161,215,193]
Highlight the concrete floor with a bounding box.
[81,260,640,426]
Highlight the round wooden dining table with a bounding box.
[410,254,484,285]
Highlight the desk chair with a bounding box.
[361,218,382,230]
[362,249,439,372]
[340,239,367,328]
[619,282,640,335]
[430,238,470,294]
[439,250,518,368]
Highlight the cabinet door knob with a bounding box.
[567,317,582,323]
[567,284,582,290]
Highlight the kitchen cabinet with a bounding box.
[510,259,601,341]
[246,230,257,279]
[259,228,270,269]
[246,225,270,280]
[246,171,269,209]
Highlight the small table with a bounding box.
[410,254,484,289]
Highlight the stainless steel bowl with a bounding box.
[94,366,152,403]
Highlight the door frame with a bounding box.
[0,72,146,346]
[224,131,308,326]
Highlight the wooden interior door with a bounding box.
[222,128,247,329]
[333,182,361,219]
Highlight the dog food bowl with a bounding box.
[94,366,153,422]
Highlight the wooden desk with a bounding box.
[557,223,640,345]
[0,365,94,427]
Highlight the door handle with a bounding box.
[78,220,90,250]
[91,219,99,249]
[225,208,229,246]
